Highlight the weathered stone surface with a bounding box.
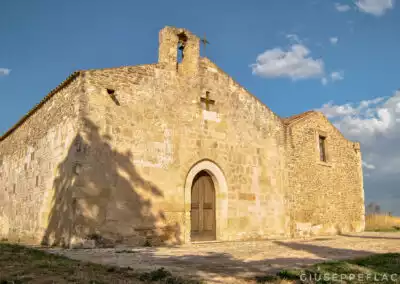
[69,237,96,249]
[286,113,365,236]
[0,75,83,245]
[0,26,364,247]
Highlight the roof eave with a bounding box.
[0,71,81,143]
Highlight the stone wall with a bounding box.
[69,26,290,246]
[71,64,184,246]
[0,26,364,247]
[196,58,289,241]
[0,75,83,245]
[286,113,365,237]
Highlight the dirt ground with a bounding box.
[46,232,400,283]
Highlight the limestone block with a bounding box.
[69,237,95,249]
[296,222,312,236]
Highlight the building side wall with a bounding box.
[0,77,83,245]
[287,114,365,236]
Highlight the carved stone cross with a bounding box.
[200,91,215,111]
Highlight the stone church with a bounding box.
[0,26,365,247]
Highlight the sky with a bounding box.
[1,0,399,214]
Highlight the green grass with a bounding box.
[257,253,400,284]
[0,242,201,284]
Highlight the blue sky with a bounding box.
[1,0,399,214]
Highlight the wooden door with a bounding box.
[191,171,216,241]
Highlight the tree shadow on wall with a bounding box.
[41,118,181,247]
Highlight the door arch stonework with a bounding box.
[184,160,228,243]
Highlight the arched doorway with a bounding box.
[191,171,216,241]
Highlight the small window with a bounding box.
[36,176,39,187]
[31,152,35,161]
[319,135,327,162]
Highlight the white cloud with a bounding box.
[286,34,302,44]
[316,96,386,119]
[335,3,352,11]
[355,0,394,16]
[318,97,393,136]
[335,0,394,16]
[320,71,345,85]
[330,37,339,45]
[0,68,11,76]
[330,71,344,82]
[363,161,376,169]
[251,44,324,80]
[317,101,358,118]
[316,91,399,170]
[316,90,400,214]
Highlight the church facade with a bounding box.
[0,27,365,247]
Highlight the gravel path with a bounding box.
[47,232,400,283]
